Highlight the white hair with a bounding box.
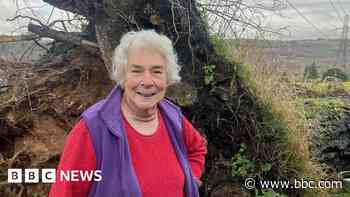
[111,30,181,88]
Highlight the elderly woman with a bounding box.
[49,30,207,197]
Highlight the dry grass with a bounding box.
[230,41,333,196]
[253,68,330,196]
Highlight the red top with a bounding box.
[49,113,206,197]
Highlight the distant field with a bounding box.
[235,39,350,75]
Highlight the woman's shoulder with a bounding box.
[82,99,106,117]
[159,98,183,120]
[68,119,91,138]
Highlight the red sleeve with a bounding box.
[49,119,96,197]
[182,116,207,179]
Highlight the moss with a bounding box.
[209,34,234,61]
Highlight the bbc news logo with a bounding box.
[8,169,102,183]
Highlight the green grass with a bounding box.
[296,80,350,97]
[342,81,350,93]
[334,183,350,197]
[297,97,345,120]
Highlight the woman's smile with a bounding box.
[136,91,157,97]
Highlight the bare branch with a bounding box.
[7,15,45,26]
[197,0,286,38]
[46,7,55,24]
[19,42,36,62]
[33,39,49,52]
[43,0,88,16]
[48,18,86,29]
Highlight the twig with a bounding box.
[19,42,36,62]
[46,6,55,24]
[34,39,49,52]
[7,14,45,26]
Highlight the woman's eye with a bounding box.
[131,70,141,73]
[154,70,163,74]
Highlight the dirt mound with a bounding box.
[0,49,113,196]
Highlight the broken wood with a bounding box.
[27,23,98,50]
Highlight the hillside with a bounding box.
[236,39,350,75]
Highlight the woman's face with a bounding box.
[123,47,167,114]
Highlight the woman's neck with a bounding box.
[121,97,158,123]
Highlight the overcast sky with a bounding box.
[0,0,349,40]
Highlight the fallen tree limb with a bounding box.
[28,23,99,49]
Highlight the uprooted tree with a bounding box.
[0,1,319,196]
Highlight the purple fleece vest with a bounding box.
[82,86,200,197]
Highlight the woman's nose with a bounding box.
[140,70,154,86]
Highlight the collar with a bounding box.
[99,86,124,137]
